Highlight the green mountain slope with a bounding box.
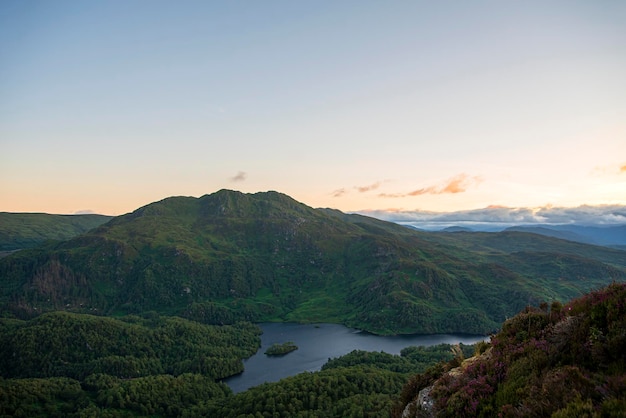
[419,230,626,267]
[396,282,626,417]
[1,190,624,334]
[0,212,112,251]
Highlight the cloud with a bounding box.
[377,192,405,198]
[379,174,482,198]
[332,180,386,197]
[355,182,381,193]
[331,188,347,198]
[592,163,626,176]
[230,171,247,182]
[356,204,626,230]
[73,209,96,215]
[442,174,478,193]
[406,187,432,196]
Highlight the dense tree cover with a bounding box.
[395,283,626,417]
[189,344,475,417]
[1,190,624,335]
[86,373,231,416]
[188,367,408,417]
[0,313,474,418]
[0,374,230,417]
[0,312,261,380]
[0,377,90,417]
[0,311,262,417]
[2,193,625,416]
[322,344,475,375]
[0,367,406,418]
[265,341,298,356]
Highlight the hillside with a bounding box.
[1,190,625,335]
[0,212,112,252]
[396,282,626,417]
[505,224,626,248]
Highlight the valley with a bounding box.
[1,190,624,335]
[0,190,625,416]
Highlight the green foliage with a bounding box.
[396,283,626,417]
[0,212,111,251]
[323,350,416,374]
[265,341,298,356]
[190,366,407,417]
[321,344,475,377]
[0,373,230,417]
[1,190,624,334]
[0,325,478,418]
[402,343,474,368]
[90,373,230,416]
[1,191,625,417]
[0,311,261,381]
[0,311,261,417]
[0,377,90,417]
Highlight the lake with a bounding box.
[224,322,486,393]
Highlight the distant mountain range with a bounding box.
[504,224,626,249]
[429,224,626,249]
[1,190,625,335]
[360,205,626,249]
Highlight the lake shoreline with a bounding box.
[224,322,487,393]
[253,320,492,337]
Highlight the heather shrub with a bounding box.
[551,396,594,418]
[398,283,626,418]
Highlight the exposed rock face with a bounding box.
[416,386,434,413]
[402,386,434,418]
[402,348,493,417]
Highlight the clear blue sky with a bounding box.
[1,1,625,215]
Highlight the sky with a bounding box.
[1,1,625,217]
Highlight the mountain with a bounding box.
[504,225,592,243]
[396,282,626,417]
[505,224,626,248]
[1,190,625,335]
[0,212,112,252]
[440,226,473,232]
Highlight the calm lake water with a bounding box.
[224,322,486,393]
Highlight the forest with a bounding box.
[265,342,298,356]
[0,311,474,417]
[6,280,625,418]
[1,192,625,416]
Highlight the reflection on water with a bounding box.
[224,322,486,393]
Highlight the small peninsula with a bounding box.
[265,342,298,356]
